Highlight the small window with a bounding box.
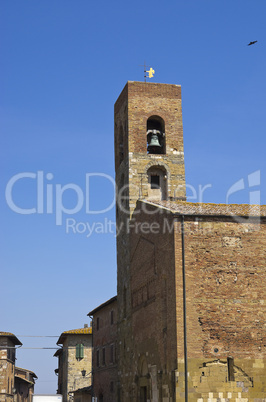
[102,348,106,365]
[123,287,127,318]
[97,317,100,330]
[110,345,114,364]
[96,350,100,367]
[111,310,114,325]
[227,357,235,381]
[110,381,114,393]
[151,175,160,189]
[119,126,124,164]
[147,166,168,201]
[8,347,15,362]
[76,344,84,360]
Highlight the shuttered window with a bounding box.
[76,344,84,359]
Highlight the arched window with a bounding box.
[147,166,168,201]
[147,116,165,154]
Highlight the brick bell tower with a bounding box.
[114,81,186,399]
[115,81,186,215]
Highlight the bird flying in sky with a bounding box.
[248,40,258,46]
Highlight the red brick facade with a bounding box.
[89,297,118,402]
[113,82,266,401]
[128,201,266,400]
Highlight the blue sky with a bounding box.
[1,0,265,394]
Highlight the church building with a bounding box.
[93,81,266,401]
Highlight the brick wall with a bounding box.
[174,216,266,401]
[114,81,187,400]
[91,299,117,401]
[129,205,178,401]
[114,81,266,401]
[128,202,266,401]
[115,81,186,217]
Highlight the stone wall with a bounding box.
[61,334,92,401]
[0,337,15,401]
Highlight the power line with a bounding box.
[19,347,59,350]
[1,345,89,350]
[17,335,59,338]
[37,381,57,383]
[0,346,61,350]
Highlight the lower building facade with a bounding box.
[88,296,118,402]
[116,201,266,401]
[0,332,22,402]
[0,333,37,402]
[55,325,92,402]
[14,367,37,402]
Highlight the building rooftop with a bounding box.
[53,348,62,357]
[15,366,38,379]
[142,200,266,217]
[88,295,117,316]
[72,385,92,395]
[0,331,22,345]
[15,376,35,385]
[57,327,92,345]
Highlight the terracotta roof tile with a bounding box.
[143,200,266,217]
[57,327,92,345]
[61,328,92,335]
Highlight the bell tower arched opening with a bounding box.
[147,115,165,155]
[147,165,168,201]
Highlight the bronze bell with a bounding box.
[148,130,162,152]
